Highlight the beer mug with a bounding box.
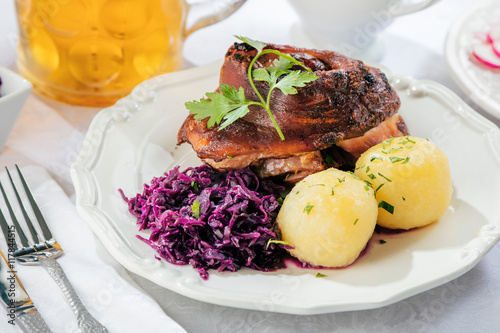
[14,0,246,106]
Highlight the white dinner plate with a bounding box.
[445,0,500,119]
[71,61,500,315]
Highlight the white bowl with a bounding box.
[0,66,32,153]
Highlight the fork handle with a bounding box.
[41,257,108,333]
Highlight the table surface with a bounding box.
[1,0,500,332]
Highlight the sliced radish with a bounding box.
[472,42,500,69]
[473,32,489,42]
[492,40,500,58]
[487,23,500,42]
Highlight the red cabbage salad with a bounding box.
[120,165,290,280]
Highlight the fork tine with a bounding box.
[14,165,53,241]
[5,167,42,244]
[0,179,29,247]
[0,207,13,246]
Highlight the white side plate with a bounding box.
[445,0,500,119]
[71,61,500,315]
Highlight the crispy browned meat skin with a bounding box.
[337,113,408,159]
[178,42,403,180]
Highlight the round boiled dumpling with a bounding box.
[354,136,452,230]
[276,168,378,268]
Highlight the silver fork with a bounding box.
[0,165,107,333]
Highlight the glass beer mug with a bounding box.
[14,0,246,106]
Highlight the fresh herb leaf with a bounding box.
[315,273,327,278]
[381,138,393,149]
[382,146,403,154]
[347,171,360,180]
[378,172,392,182]
[220,82,245,101]
[389,156,405,163]
[399,138,410,145]
[253,67,272,82]
[191,200,200,219]
[185,92,230,127]
[219,105,250,130]
[266,239,290,250]
[303,203,314,215]
[254,57,294,84]
[271,56,295,72]
[186,84,253,129]
[235,35,266,53]
[325,154,336,164]
[274,70,318,95]
[354,218,359,225]
[378,201,394,214]
[191,181,199,191]
[379,239,387,244]
[406,136,416,144]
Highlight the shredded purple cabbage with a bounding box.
[120,165,288,280]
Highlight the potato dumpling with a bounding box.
[354,136,452,230]
[277,168,378,268]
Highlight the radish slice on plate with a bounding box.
[487,23,500,43]
[472,42,500,69]
[473,32,489,42]
[492,40,500,58]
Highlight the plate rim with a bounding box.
[70,61,500,315]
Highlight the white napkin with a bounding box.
[0,165,187,333]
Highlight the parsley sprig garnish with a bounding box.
[185,36,319,140]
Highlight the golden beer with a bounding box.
[15,0,186,106]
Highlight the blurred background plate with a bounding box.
[445,0,500,119]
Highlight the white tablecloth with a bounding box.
[1,0,499,332]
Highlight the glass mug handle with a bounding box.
[185,0,247,37]
[389,0,441,17]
